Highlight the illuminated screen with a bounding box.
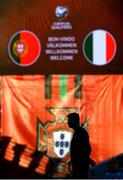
[0,0,123,74]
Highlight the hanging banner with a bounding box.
[2,75,123,163]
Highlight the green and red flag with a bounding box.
[8,30,41,66]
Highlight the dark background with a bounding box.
[0,0,123,74]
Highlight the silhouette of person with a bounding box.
[67,113,92,178]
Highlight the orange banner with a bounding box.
[2,75,123,163]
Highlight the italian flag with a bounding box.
[83,30,116,65]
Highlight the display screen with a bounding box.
[0,0,123,74]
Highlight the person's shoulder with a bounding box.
[80,126,87,132]
[79,127,89,135]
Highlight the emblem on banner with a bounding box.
[53,131,72,158]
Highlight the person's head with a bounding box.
[67,113,80,130]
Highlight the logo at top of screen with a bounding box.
[55,6,69,20]
[83,29,117,66]
[8,30,41,66]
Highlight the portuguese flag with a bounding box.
[83,30,116,65]
[8,31,41,66]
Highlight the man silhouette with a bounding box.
[67,113,91,178]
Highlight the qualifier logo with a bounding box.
[8,30,41,66]
[55,6,69,20]
[83,29,116,66]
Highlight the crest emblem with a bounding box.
[53,131,72,158]
[13,40,28,57]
